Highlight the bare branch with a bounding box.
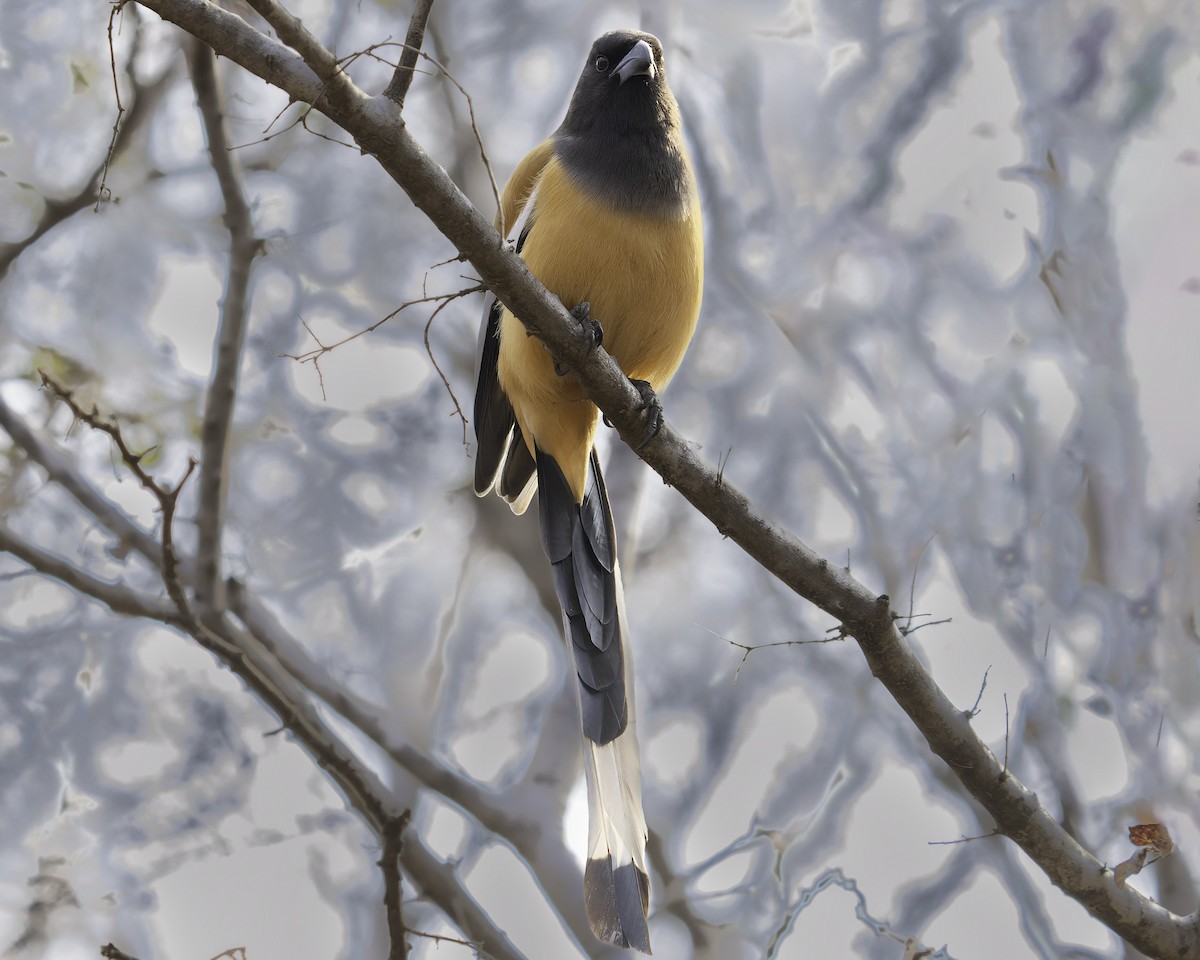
[381,812,412,960]
[402,831,528,960]
[382,0,434,106]
[0,524,178,624]
[27,378,412,923]
[98,2,132,209]
[0,391,163,565]
[928,830,1003,847]
[187,39,263,613]
[1,386,540,958]
[39,372,169,497]
[1,387,558,873]
[0,18,174,278]
[242,0,360,112]
[38,371,198,620]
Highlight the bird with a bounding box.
[473,29,703,952]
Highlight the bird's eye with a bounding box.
[594,55,609,72]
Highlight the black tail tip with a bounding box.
[585,856,651,953]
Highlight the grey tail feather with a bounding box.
[537,448,651,951]
[585,856,651,953]
[536,448,625,744]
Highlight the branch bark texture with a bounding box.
[187,39,261,612]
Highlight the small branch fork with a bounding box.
[38,372,197,619]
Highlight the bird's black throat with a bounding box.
[554,72,695,218]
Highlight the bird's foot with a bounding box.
[573,301,604,351]
[554,301,604,376]
[630,379,663,449]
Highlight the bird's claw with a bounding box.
[555,302,604,376]
[572,301,603,353]
[630,379,663,449]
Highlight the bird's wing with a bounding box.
[473,140,559,512]
[472,293,518,498]
[495,138,555,237]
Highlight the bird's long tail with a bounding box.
[536,448,651,954]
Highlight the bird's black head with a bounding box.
[554,30,692,215]
[558,30,676,140]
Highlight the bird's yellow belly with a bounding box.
[496,158,703,494]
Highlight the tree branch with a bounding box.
[381,0,434,106]
[9,380,530,959]
[241,0,360,112]
[0,10,174,279]
[0,391,163,564]
[382,813,411,960]
[186,39,263,613]
[0,524,179,624]
[125,3,1200,956]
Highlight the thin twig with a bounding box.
[900,616,953,636]
[283,284,482,366]
[100,945,139,960]
[966,666,990,719]
[716,446,732,488]
[39,372,173,501]
[407,929,476,948]
[902,536,935,635]
[706,626,847,682]
[38,372,197,618]
[382,0,434,106]
[187,39,263,614]
[97,2,131,210]
[346,42,500,228]
[422,290,471,444]
[928,829,1002,846]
